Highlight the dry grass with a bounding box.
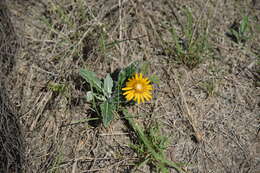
[0,1,23,172]
[1,0,259,172]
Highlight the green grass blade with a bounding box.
[183,8,193,43]
[240,16,249,34]
[123,110,185,173]
[231,29,239,42]
[170,28,184,55]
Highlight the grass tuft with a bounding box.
[164,8,210,69]
[124,110,186,173]
[226,15,251,44]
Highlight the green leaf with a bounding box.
[86,91,94,102]
[118,62,137,87]
[149,74,160,84]
[79,69,102,92]
[240,16,248,34]
[94,94,106,101]
[100,101,114,127]
[103,73,113,97]
[231,29,239,41]
[140,62,150,75]
[125,62,138,77]
[118,70,126,87]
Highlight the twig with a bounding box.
[175,76,203,143]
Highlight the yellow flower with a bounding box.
[122,73,153,104]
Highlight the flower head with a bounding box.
[122,73,153,104]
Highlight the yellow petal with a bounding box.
[126,80,135,86]
[140,95,145,103]
[143,93,152,101]
[146,85,153,90]
[134,94,138,102]
[135,73,139,80]
[146,92,152,98]
[122,87,133,91]
[137,94,141,104]
[140,73,143,79]
[123,90,133,95]
[143,78,150,83]
[143,94,149,101]
[126,93,134,100]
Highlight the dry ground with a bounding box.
[3,0,260,172]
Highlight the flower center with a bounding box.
[135,83,143,91]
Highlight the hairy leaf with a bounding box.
[80,69,102,92]
[104,73,113,98]
[100,101,114,127]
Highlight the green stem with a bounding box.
[124,110,185,173]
